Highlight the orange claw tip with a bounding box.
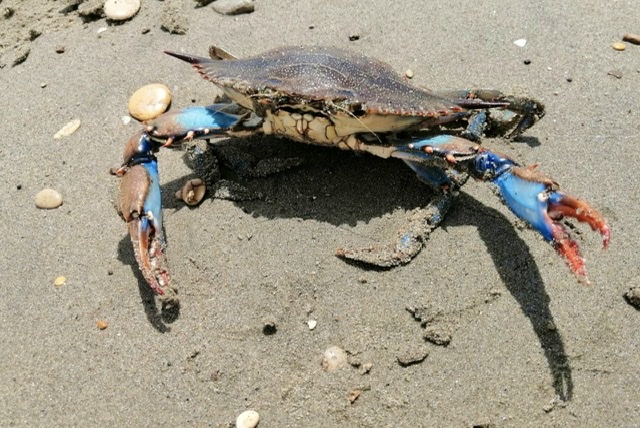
[549,221,593,285]
[600,223,611,249]
[553,236,591,285]
[548,192,611,249]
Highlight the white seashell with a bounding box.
[236,410,260,428]
[35,189,63,209]
[104,0,141,21]
[513,38,527,47]
[54,119,81,139]
[321,346,348,372]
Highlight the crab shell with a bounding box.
[165,46,501,153]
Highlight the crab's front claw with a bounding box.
[493,165,610,283]
[114,106,248,300]
[115,132,174,299]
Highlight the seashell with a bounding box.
[35,189,63,209]
[175,179,206,206]
[104,0,141,21]
[54,119,81,139]
[321,346,348,372]
[236,410,260,428]
[128,83,171,121]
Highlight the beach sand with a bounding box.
[1,1,639,426]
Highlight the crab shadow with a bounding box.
[446,193,573,400]
[118,137,572,399]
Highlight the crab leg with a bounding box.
[113,105,247,297]
[435,89,546,139]
[389,135,610,283]
[336,193,453,267]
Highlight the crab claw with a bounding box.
[493,166,610,283]
[119,161,171,295]
[115,131,172,297]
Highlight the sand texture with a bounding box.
[1,1,639,426]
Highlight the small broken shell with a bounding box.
[321,346,348,372]
[175,179,206,206]
[54,119,81,139]
[622,33,640,45]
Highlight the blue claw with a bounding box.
[493,170,553,240]
[145,104,246,144]
[479,155,610,282]
[115,104,252,297]
[129,160,170,296]
[392,135,609,282]
[116,132,170,295]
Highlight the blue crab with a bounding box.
[113,45,610,302]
